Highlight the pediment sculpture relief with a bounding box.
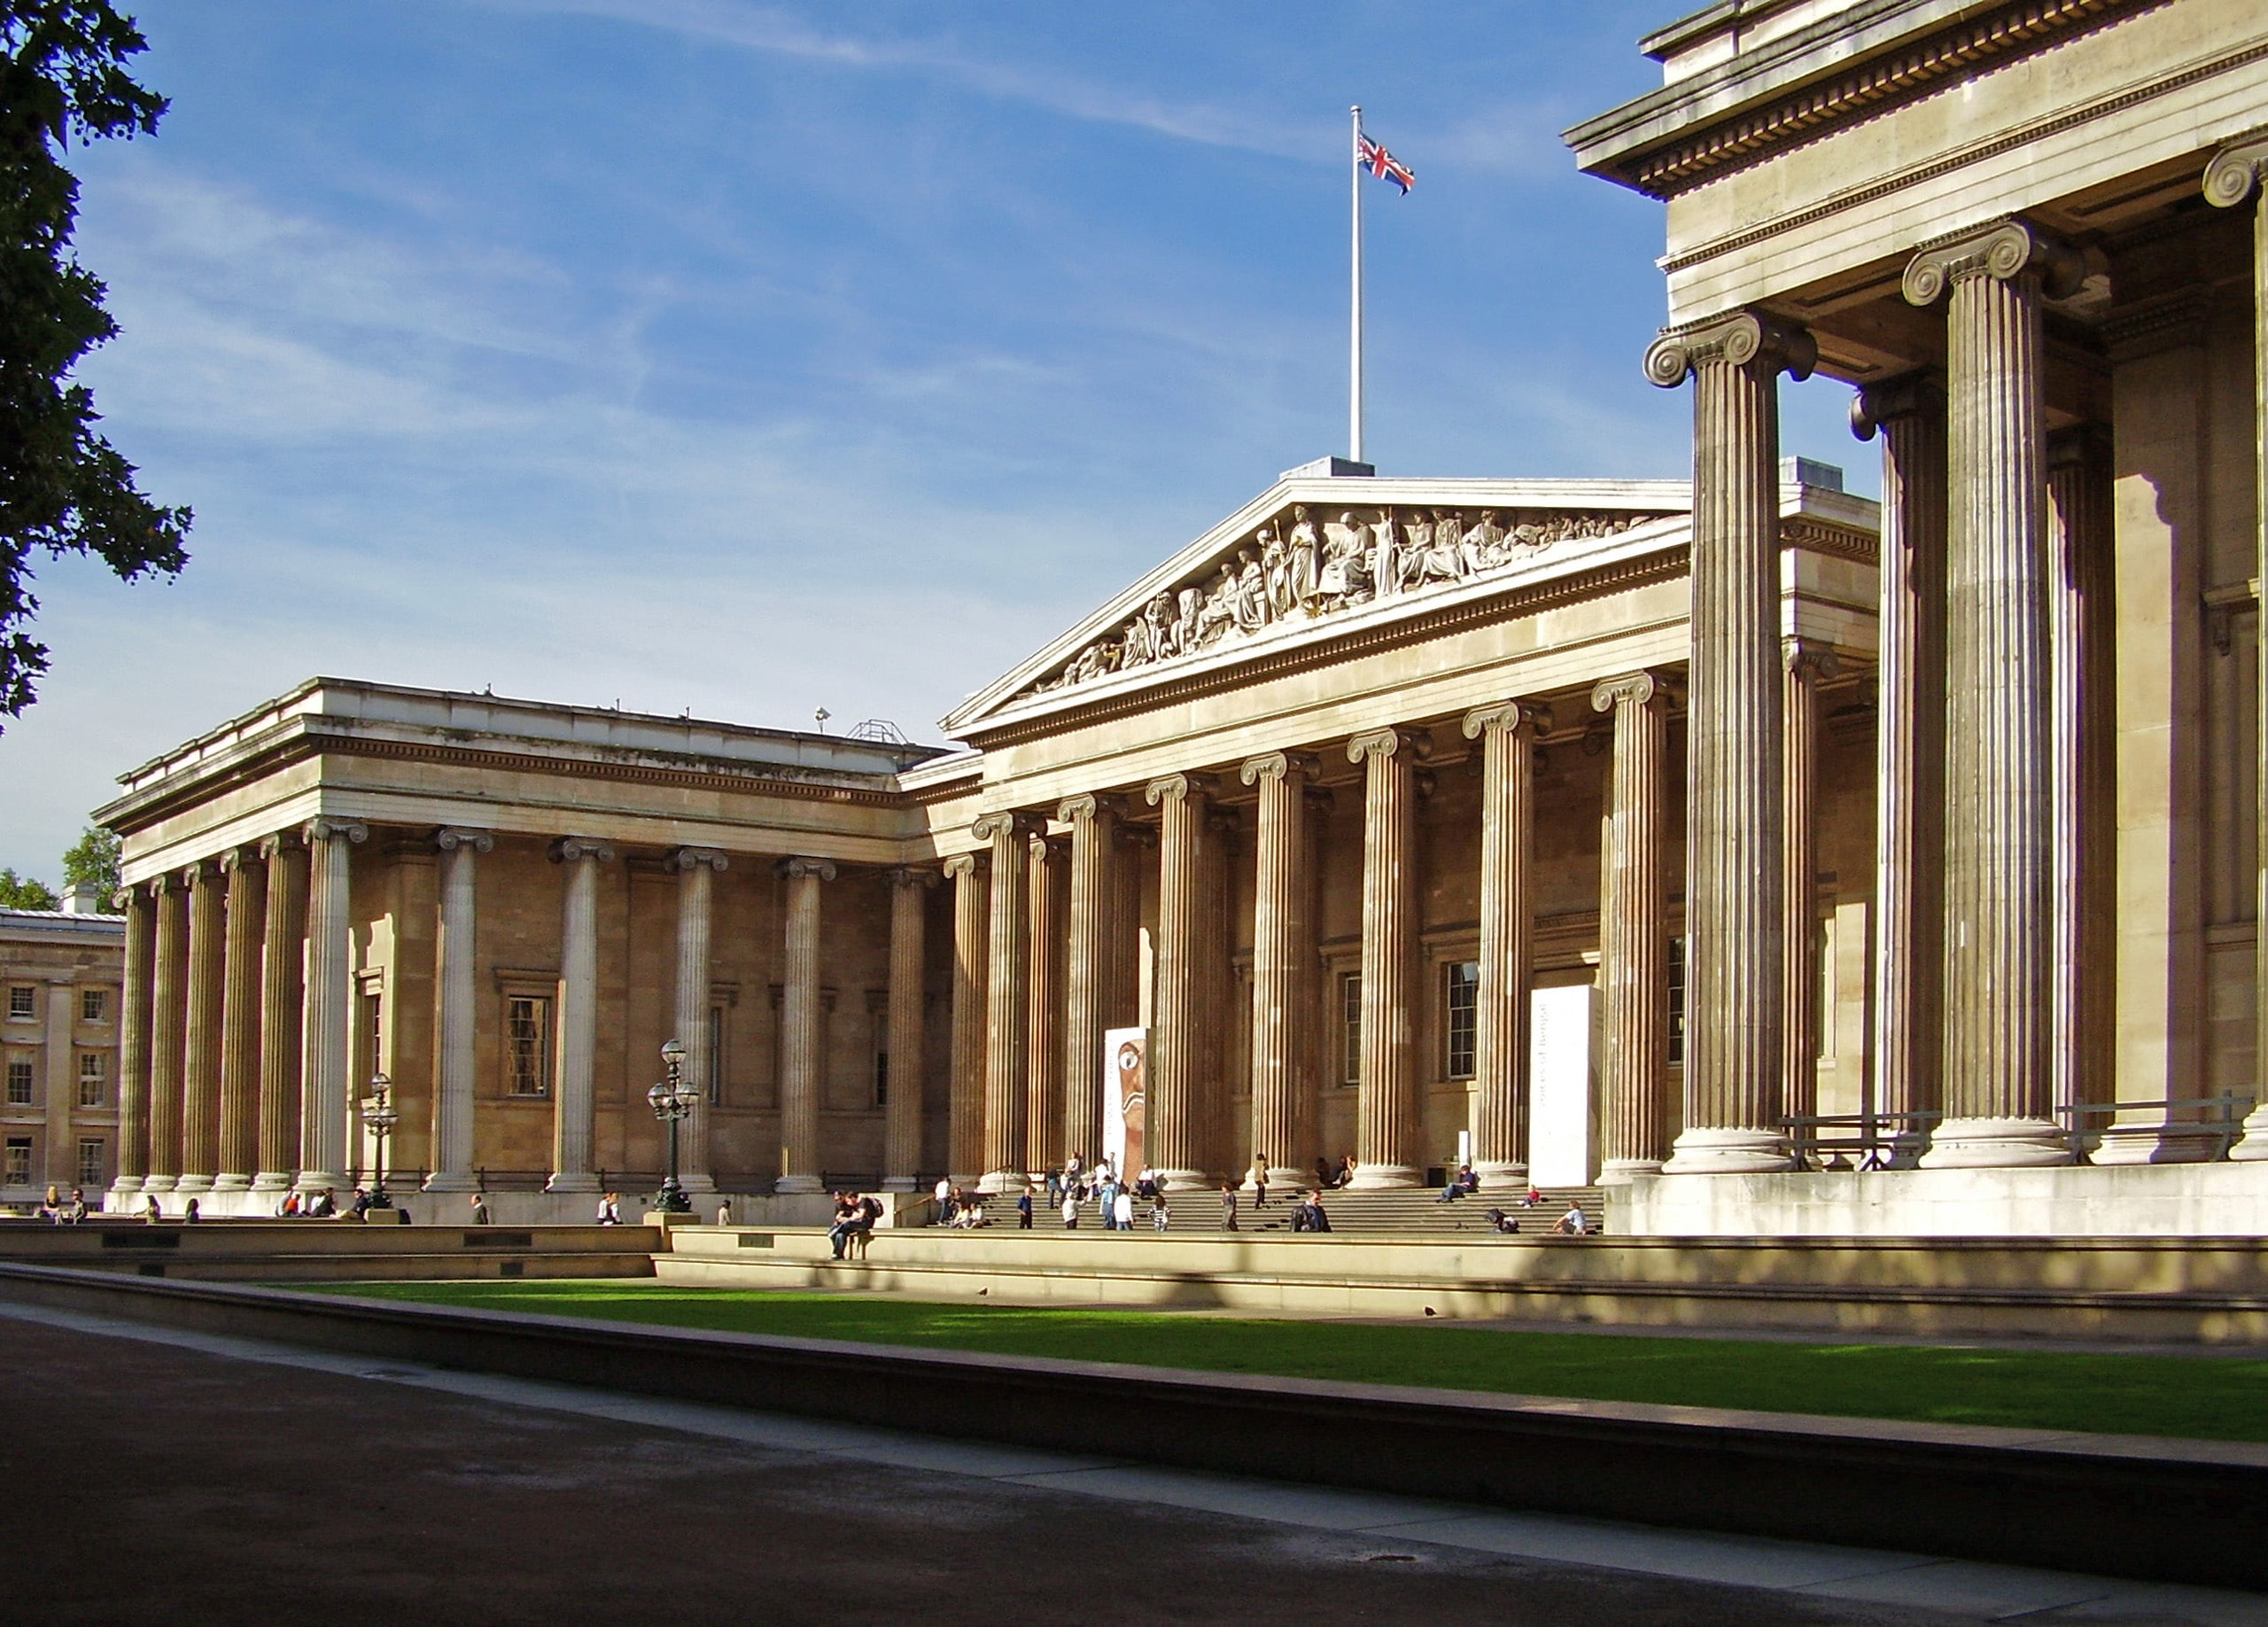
[1031,504,1654,696]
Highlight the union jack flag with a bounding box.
[1358,133,1414,194]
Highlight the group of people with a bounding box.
[828,1190,882,1258]
[33,1185,88,1225]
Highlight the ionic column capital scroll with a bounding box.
[1056,792,1127,825]
[1903,218,2085,307]
[1783,638,1841,681]
[1850,370,1946,441]
[1144,771,1216,808]
[1460,700,1553,742]
[1346,727,1430,767]
[1239,751,1320,788]
[1644,310,1815,389]
[663,845,726,873]
[886,863,941,891]
[775,855,838,883]
[941,852,983,882]
[1592,669,1677,714]
[2203,135,2268,208]
[970,811,1045,844]
[437,827,496,856]
[548,836,615,865]
[302,818,368,848]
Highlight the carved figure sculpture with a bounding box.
[1287,505,1321,611]
[1234,547,1269,633]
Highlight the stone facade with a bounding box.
[0,902,125,1206]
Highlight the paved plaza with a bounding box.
[3,1297,2261,1626]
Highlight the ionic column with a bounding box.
[176,859,225,1195]
[1059,794,1123,1167]
[1905,221,2082,1167]
[1462,703,1550,1184]
[944,852,988,1183]
[145,875,186,1195]
[425,829,493,1193]
[298,818,367,1192]
[1646,310,1814,1173]
[971,814,1034,1191]
[1144,773,1215,1187]
[1348,728,1425,1188]
[665,847,728,1195]
[774,856,835,1194]
[1200,804,1239,1175]
[882,866,936,1189]
[112,883,155,1201]
[1241,752,1321,1187]
[1781,640,1837,1139]
[1025,833,1068,1172]
[214,847,265,1192]
[1852,376,1947,1159]
[1592,674,1673,1179]
[2203,141,2268,1160]
[545,836,613,1194]
[253,834,307,1192]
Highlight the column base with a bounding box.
[1349,1163,1422,1190]
[295,1171,343,1195]
[141,1175,178,1194]
[1917,1117,2072,1170]
[1146,1167,1211,1195]
[211,1173,251,1193]
[774,1174,823,1195]
[1661,1128,1790,1175]
[174,1174,215,1195]
[545,1172,602,1194]
[881,1177,916,1193]
[1596,1159,1663,1186]
[1471,1162,1527,1190]
[2226,1107,2268,1160]
[676,1173,718,1195]
[108,1175,143,1198]
[977,1169,1031,1195]
[2082,1126,2217,1166]
[422,1171,483,1193]
[251,1171,295,1193]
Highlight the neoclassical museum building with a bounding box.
[94,0,2268,1231]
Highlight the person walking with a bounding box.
[1060,1188,1080,1228]
[1220,1183,1239,1232]
[468,1191,490,1226]
[1249,1156,1270,1209]
[1111,1187,1134,1232]
[1016,1188,1033,1229]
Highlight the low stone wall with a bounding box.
[1607,1162,2268,1237]
[4,1260,2264,1589]
[0,1219,659,1281]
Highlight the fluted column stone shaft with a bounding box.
[1059,795,1122,1167]
[298,819,366,1192]
[2202,144,2268,1159]
[1781,641,1837,1136]
[546,837,612,1194]
[177,860,226,1193]
[1200,806,1238,1175]
[215,848,264,1191]
[1852,377,1947,1156]
[666,847,728,1195]
[113,884,155,1196]
[425,829,492,1193]
[944,852,988,1183]
[1592,674,1673,1179]
[254,835,307,1191]
[1461,705,1549,1182]
[1905,221,2080,1167]
[145,876,187,1194]
[1241,753,1319,1186]
[1348,728,1425,1188]
[1025,834,1068,1172]
[774,856,835,1194]
[883,866,935,1189]
[971,814,1034,1191]
[1647,311,1813,1173]
[1144,774,1214,1186]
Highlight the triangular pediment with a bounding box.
[944,464,1691,738]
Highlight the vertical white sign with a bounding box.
[1527,985,1598,1187]
[1102,1026,1148,1176]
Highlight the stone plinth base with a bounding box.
[1608,1160,2268,1237]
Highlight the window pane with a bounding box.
[508,997,549,1096]
[872,1010,889,1108]
[1444,961,1480,1078]
[1340,973,1363,1085]
[4,1139,29,1185]
[81,989,106,1022]
[77,1138,103,1188]
[1667,936,1687,1068]
[8,987,33,1018]
[78,1052,105,1108]
[5,1060,31,1105]
[708,1005,725,1107]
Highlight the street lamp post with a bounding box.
[361,1073,400,1210]
[649,1038,696,1214]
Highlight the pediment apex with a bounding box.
[942,471,1692,738]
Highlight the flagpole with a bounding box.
[1349,104,1363,466]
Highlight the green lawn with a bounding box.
[318,1279,2268,1444]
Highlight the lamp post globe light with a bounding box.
[361,1073,400,1209]
[649,1038,697,1213]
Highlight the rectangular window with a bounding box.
[1667,936,1687,1068]
[507,995,552,1097]
[361,987,384,1087]
[77,1051,105,1109]
[7,986,33,1019]
[1340,972,1363,1086]
[1443,961,1480,1079]
[5,1059,31,1106]
[76,1138,104,1189]
[80,988,106,1023]
[4,1138,29,1186]
[708,1004,726,1107]
[872,1010,889,1108]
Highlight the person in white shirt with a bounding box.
[1112,1188,1134,1230]
[1552,1203,1589,1236]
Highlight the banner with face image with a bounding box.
[1103,1026,1148,1178]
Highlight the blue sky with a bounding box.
[0,0,1871,882]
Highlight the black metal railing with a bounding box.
[1781,1111,1942,1171]
[2058,1096,2256,1163]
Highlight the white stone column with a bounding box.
[1240,752,1320,1188]
[2205,142,2268,1160]
[666,847,728,1195]
[1781,640,1837,1141]
[972,814,1034,1192]
[882,865,936,1190]
[214,847,264,1192]
[1852,376,1947,1162]
[1905,220,2082,1168]
[944,852,988,1184]
[177,859,224,1195]
[112,883,156,1203]
[1025,833,1068,1172]
[424,828,492,1193]
[1593,673,1673,1181]
[1348,728,1425,1188]
[1646,310,1814,1174]
[144,875,186,1195]
[298,818,367,1193]
[545,836,613,1194]
[253,834,307,1193]
[1463,703,1550,1185]
[1058,794,1122,1168]
[1144,773,1214,1187]
[774,855,835,1195]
